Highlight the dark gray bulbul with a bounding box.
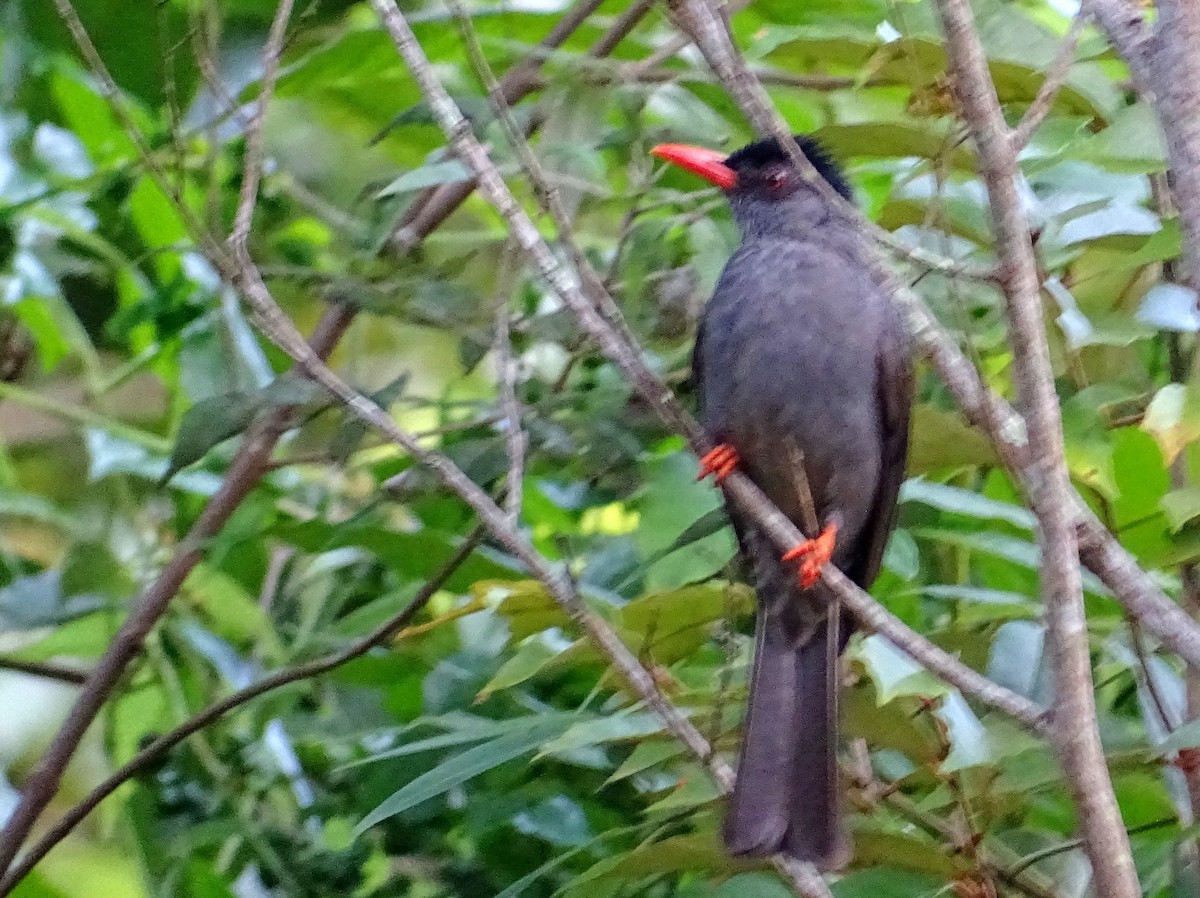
[652,136,912,869]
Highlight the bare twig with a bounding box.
[0,658,88,686]
[493,242,526,524]
[1011,10,1091,152]
[782,440,820,536]
[229,0,294,249]
[0,304,352,879]
[2,0,623,880]
[0,527,485,895]
[386,0,640,254]
[935,1,1138,894]
[1146,1,1200,294]
[669,0,1200,673]
[368,0,1049,744]
[1081,0,1154,90]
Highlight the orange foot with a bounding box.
[782,521,839,588]
[697,443,739,484]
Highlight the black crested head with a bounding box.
[725,135,853,203]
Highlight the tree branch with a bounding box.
[386,0,654,254]
[0,659,88,686]
[0,527,485,895]
[1010,9,1090,152]
[0,302,352,879]
[0,0,631,880]
[935,1,1138,894]
[668,0,1200,675]
[1082,0,1155,91]
[1146,1,1200,293]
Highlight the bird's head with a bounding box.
[651,135,853,237]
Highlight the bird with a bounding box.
[650,135,913,869]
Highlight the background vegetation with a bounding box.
[2,0,1198,896]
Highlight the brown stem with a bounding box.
[935,0,1137,893]
[0,528,485,895]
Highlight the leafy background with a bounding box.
[1,0,1198,896]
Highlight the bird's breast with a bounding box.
[698,238,887,551]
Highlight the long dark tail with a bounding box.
[723,582,847,870]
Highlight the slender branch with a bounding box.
[0,527,485,895]
[368,0,1049,743]
[1081,0,1154,91]
[1011,9,1090,152]
[1146,1,1200,293]
[1,0,621,880]
[0,305,352,879]
[386,0,641,254]
[668,0,1200,673]
[491,241,525,524]
[0,658,88,686]
[935,2,1138,895]
[215,247,837,898]
[229,0,293,249]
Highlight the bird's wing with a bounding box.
[852,300,913,587]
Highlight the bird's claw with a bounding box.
[782,521,839,588]
[698,443,739,484]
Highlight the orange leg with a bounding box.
[782,521,839,589]
[697,443,739,484]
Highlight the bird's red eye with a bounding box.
[766,170,788,191]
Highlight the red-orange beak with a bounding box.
[650,143,738,190]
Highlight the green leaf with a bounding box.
[1142,383,1200,464]
[1162,487,1200,533]
[856,634,950,705]
[353,713,577,835]
[183,564,277,649]
[476,632,570,698]
[376,160,472,197]
[907,405,999,473]
[644,769,720,812]
[619,583,753,663]
[605,741,686,784]
[935,691,993,772]
[900,478,1034,528]
[540,710,672,757]
[709,874,796,898]
[566,832,746,892]
[831,867,946,897]
[343,712,581,767]
[637,452,737,590]
[1138,283,1200,332]
[163,391,262,481]
[0,570,103,631]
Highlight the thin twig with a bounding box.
[935,0,1137,893]
[0,658,88,686]
[782,439,820,536]
[0,528,485,895]
[1010,9,1091,152]
[373,0,1050,737]
[228,0,294,249]
[0,304,353,881]
[2,0,620,879]
[669,0,1200,674]
[492,240,526,524]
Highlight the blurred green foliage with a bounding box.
[1,0,1199,896]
